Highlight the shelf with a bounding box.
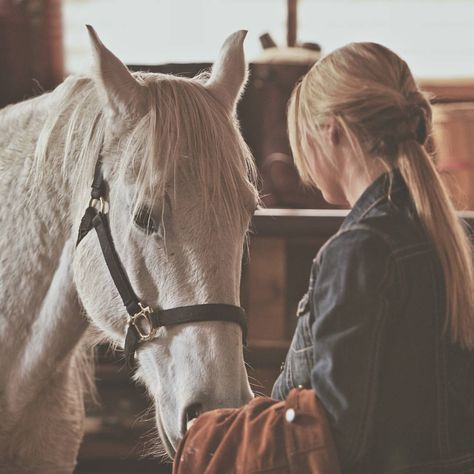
[251,209,474,237]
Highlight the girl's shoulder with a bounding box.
[314,211,437,279]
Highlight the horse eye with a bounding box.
[133,207,160,235]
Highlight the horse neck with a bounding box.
[0,92,89,425]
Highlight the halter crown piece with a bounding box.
[76,156,247,369]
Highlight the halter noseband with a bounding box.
[76,158,247,369]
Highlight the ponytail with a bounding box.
[398,141,474,349]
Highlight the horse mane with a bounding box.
[33,71,258,233]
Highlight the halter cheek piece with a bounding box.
[76,158,247,369]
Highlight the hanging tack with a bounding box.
[260,33,277,49]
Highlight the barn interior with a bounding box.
[1,1,473,473]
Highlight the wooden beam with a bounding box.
[251,209,474,237]
[287,0,297,47]
[420,78,474,103]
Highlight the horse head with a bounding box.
[72,26,258,456]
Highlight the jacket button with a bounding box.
[285,408,296,423]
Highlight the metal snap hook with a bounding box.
[89,196,109,214]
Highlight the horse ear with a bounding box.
[86,25,147,119]
[206,30,248,114]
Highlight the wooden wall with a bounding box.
[0,0,64,108]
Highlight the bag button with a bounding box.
[285,408,296,423]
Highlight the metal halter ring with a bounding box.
[89,196,109,214]
[129,303,157,342]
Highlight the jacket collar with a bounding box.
[340,167,406,231]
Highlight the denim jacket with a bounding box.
[272,169,474,473]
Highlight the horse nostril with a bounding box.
[185,403,203,430]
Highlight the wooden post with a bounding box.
[0,0,64,107]
[287,0,298,47]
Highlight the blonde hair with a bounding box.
[289,42,474,349]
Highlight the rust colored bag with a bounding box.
[173,388,341,474]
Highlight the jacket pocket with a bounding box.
[272,297,314,400]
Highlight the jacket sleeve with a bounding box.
[310,228,393,469]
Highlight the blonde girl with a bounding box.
[272,42,474,473]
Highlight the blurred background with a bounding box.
[1,1,473,473]
[62,0,474,77]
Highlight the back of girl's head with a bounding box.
[289,42,430,179]
[289,42,474,349]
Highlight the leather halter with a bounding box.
[76,158,247,369]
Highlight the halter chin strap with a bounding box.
[76,159,247,369]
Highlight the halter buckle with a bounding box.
[129,303,156,342]
[89,196,109,214]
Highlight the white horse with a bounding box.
[0,26,258,473]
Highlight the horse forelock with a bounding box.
[32,72,258,236]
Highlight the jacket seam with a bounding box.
[291,345,313,354]
[358,194,392,220]
[286,348,293,391]
[347,246,393,463]
[345,183,405,227]
[435,257,451,457]
[430,254,451,458]
[348,295,389,465]
[434,258,444,458]
[392,241,432,255]
[393,248,433,261]
[336,224,396,247]
[315,224,397,268]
